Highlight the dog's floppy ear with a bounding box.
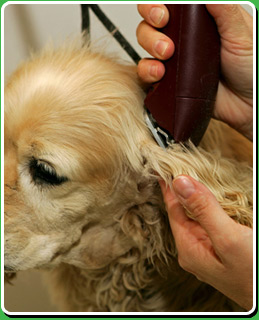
[139,138,253,228]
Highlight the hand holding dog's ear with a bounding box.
[160,176,253,311]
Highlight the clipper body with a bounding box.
[144,4,220,147]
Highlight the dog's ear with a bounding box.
[140,139,253,228]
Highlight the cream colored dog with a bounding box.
[4,41,253,312]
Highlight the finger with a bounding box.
[137,4,169,28]
[172,175,236,248]
[136,21,175,60]
[160,181,223,272]
[159,180,191,242]
[159,180,189,224]
[137,58,165,83]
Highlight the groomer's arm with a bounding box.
[160,176,253,311]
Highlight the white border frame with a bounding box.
[1,1,257,317]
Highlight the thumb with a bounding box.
[172,175,235,245]
[205,4,252,39]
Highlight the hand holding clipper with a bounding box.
[144,4,220,147]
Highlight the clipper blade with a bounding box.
[144,111,175,149]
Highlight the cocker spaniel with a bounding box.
[4,40,253,312]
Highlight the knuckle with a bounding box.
[187,194,208,220]
[137,4,148,18]
[136,21,147,44]
[137,58,148,69]
[224,4,239,15]
[137,59,145,68]
[137,63,147,79]
[137,4,142,14]
[135,21,142,40]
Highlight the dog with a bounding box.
[4,40,253,312]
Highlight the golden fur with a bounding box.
[4,40,253,312]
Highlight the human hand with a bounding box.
[159,175,253,311]
[137,4,253,140]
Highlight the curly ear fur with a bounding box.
[140,123,253,227]
[6,39,252,312]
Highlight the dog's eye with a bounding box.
[29,158,68,186]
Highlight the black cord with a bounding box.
[81,4,141,65]
[81,4,90,37]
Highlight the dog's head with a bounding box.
[4,43,162,273]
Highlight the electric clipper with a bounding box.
[144,4,220,148]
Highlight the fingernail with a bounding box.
[154,40,169,57]
[149,65,158,78]
[150,7,165,25]
[149,64,165,79]
[173,176,196,199]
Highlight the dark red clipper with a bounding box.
[144,4,220,147]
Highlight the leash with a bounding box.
[81,4,141,65]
